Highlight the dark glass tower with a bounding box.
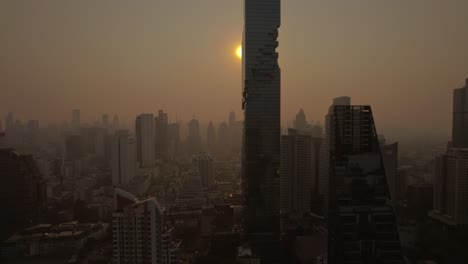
[242,0,281,235]
[452,78,468,148]
[327,105,403,264]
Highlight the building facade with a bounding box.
[326,105,403,264]
[111,130,136,186]
[192,152,215,188]
[452,78,468,148]
[280,129,312,218]
[112,189,164,264]
[136,114,155,168]
[242,0,281,236]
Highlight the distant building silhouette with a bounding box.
[243,0,281,237]
[192,152,215,188]
[187,118,202,156]
[167,122,180,160]
[326,105,403,264]
[452,78,468,148]
[430,78,468,228]
[155,110,169,159]
[294,109,308,133]
[206,121,216,153]
[111,130,136,186]
[0,149,46,240]
[280,129,312,229]
[136,114,155,168]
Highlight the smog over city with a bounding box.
[1,1,468,264]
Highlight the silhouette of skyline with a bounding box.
[1,1,468,138]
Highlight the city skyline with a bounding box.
[2,1,468,138]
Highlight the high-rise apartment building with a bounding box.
[242,0,281,236]
[192,152,215,188]
[0,149,46,240]
[326,105,403,264]
[430,78,468,228]
[155,110,169,159]
[187,119,202,156]
[431,149,468,227]
[112,188,164,264]
[452,78,468,148]
[280,129,312,218]
[136,114,155,168]
[206,121,216,153]
[111,130,136,186]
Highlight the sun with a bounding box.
[236,44,242,60]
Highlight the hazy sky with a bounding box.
[1,0,468,138]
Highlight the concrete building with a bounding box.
[111,130,136,186]
[280,129,312,219]
[155,110,169,159]
[112,189,164,264]
[430,148,468,227]
[0,149,47,240]
[452,78,468,148]
[192,152,215,188]
[136,114,155,168]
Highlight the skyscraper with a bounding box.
[192,152,215,188]
[326,105,403,264]
[206,121,216,153]
[294,109,308,133]
[136,114,155,168]
[430,78,468,228]
[187,118,202,156]
[431,149,468,227]
[155,110,169,159]
[167,122,180,160]
[111,130,136,186]
[452,78,468,148]
[243,0,281,235]
[280,129,312,221]
[0,149,46,240]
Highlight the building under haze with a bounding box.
[192,152,215,188]
[242,0,281,236]
[155,110,169,159]
[280,129,312,226]
[136,114,155,168]
[187,118,202,156]
[112,189,164,264]
[111,130,136,186]
[326,105,403,264]
[0,149,46,240]
[430,78,468,228]
[452,78,468,148]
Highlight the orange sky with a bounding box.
[1,0,468,139]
